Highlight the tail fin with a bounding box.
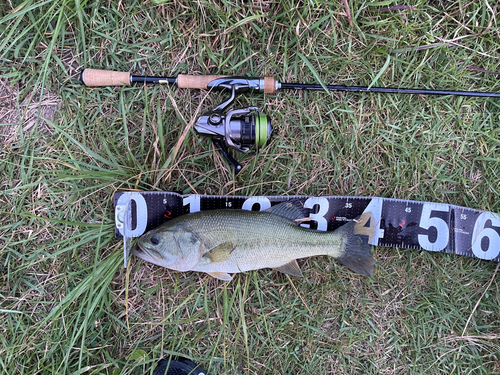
[334,220,374,277]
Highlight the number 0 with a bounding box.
[116,192,148,237]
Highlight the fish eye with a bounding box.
[150,235,160,245]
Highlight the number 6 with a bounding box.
[472,212,500,260]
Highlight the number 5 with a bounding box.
[418,203,449,251]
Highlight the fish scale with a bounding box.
[187,211,344,272]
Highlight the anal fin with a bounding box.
[273,259,303,277]
[207,272,233,281]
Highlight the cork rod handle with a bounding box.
[80,69,278,93]
[177,74,277,93]
[80,69,131,87]
[177,74,227,89]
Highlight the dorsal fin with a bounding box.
[265,200,309,223]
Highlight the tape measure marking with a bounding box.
[114,192,500,263]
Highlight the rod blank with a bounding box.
[280,83,500,98]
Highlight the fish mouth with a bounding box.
[132,243,164,266]
[131,244,143,256]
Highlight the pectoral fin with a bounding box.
[207,272,233,281]
[203,242,236,263]
[273,259,303,277]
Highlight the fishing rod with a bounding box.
[81,68,500,173]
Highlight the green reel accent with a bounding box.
[255,113,271,148]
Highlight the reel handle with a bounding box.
[213,139,243,175]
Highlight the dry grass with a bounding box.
[0,78,60,144]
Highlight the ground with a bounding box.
[0,1,499,374]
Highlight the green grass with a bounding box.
[1,1,499,374]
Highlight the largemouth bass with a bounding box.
[134,200,375,280]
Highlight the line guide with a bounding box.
[114,191,500,268]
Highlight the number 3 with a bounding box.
[302,197,329,231]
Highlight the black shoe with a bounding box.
[152,355,207,375]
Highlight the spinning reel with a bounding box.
[193,77,274,174]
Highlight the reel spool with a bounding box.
[194,106,272,174]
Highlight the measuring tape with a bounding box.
[114,191,500,267]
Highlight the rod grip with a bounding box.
[177,74,228,89]
[178,74,277,93]
[80,69,131,87]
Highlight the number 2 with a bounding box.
[242,197,271,211]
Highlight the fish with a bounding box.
[133,200,375,281]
